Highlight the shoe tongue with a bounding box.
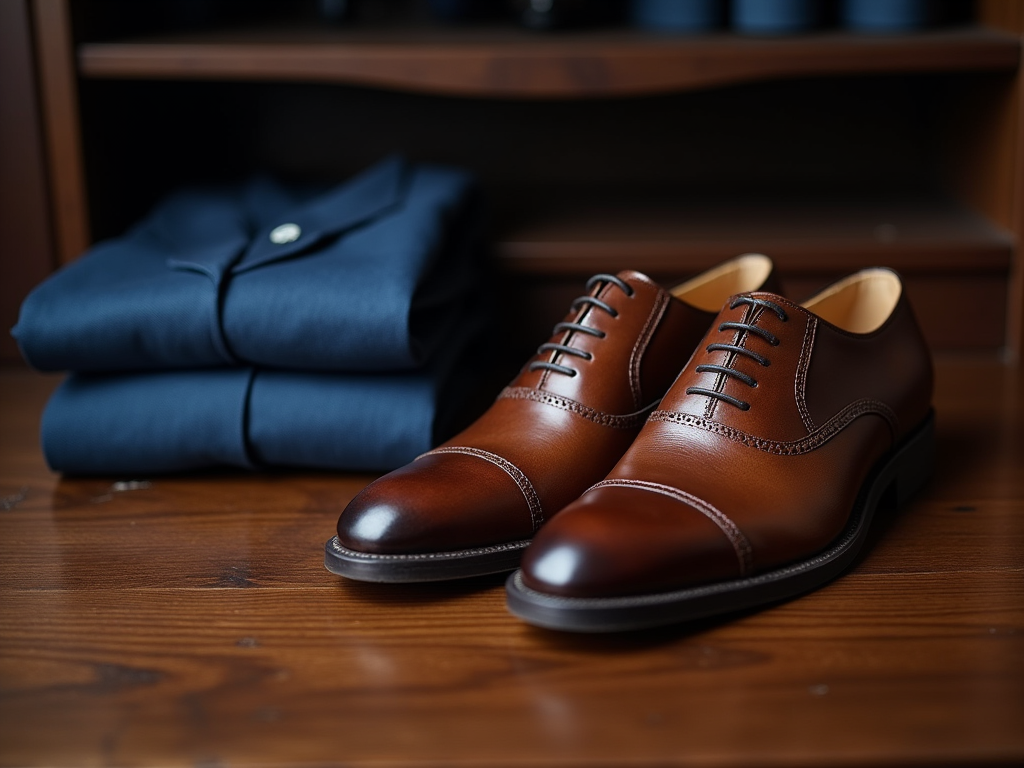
[744,288,788,303]
[720,293,802,330]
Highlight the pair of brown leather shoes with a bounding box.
[325,254,934,632]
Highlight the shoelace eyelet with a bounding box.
[529,274,632,377]
[687,296,788,411]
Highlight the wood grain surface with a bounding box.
[1,359,1022,767]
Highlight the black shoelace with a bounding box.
[686,296,788,411]
[529,273,635,378]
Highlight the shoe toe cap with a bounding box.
[337,451,539,555]
[520,484,746,598]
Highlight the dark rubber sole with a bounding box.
[324,535,531,583]
[505,410,935,633]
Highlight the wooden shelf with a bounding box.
[490,195,1015,351]
[493,195,1014,275]
[77,26,1020,98]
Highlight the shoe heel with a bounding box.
[889,410,935,508]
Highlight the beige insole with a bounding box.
[802,268,902,334]
[671,253,773,312]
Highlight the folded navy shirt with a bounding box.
[41,352,475,475]
[14,156,482,373]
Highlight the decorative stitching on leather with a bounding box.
[499,387,656,429]
[417,446,545,531]
[650,398,899,455]
[795,316,818,433]
[588,479,753,576]
[628,290,669,410]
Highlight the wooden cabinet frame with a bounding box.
[23,0,1024,361]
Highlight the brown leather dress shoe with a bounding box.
[508,268,934,630]
[325,254,779,581]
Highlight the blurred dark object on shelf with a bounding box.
[427,0,506,22]
[841,0,929,31]
[731,0,817,34]
[70,0,280,39]
[318,0,352,23]
[511,0,624,30]
[630,0,721,32]
[69,0,979,38]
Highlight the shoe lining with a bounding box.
[801,268,902,334]
[670,253,772,312]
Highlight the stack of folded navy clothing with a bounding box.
[13,156,486,475]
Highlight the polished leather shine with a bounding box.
[333,258,779,576]
[519,270,933,599]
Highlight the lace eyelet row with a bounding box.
[529,274,634,378]
[686,296,789,410]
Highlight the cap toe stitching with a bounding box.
[419,446,544,531]
[587,478,753,576]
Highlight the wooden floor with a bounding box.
[0,359,1022,767]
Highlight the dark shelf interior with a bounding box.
[59,0,1021,355]
[80,74,977,237]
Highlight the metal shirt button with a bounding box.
[269,223,301,244]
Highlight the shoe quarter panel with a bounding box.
[803,294,934,442]
[637,298,716,410]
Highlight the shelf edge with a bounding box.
[78,30,1021,98]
